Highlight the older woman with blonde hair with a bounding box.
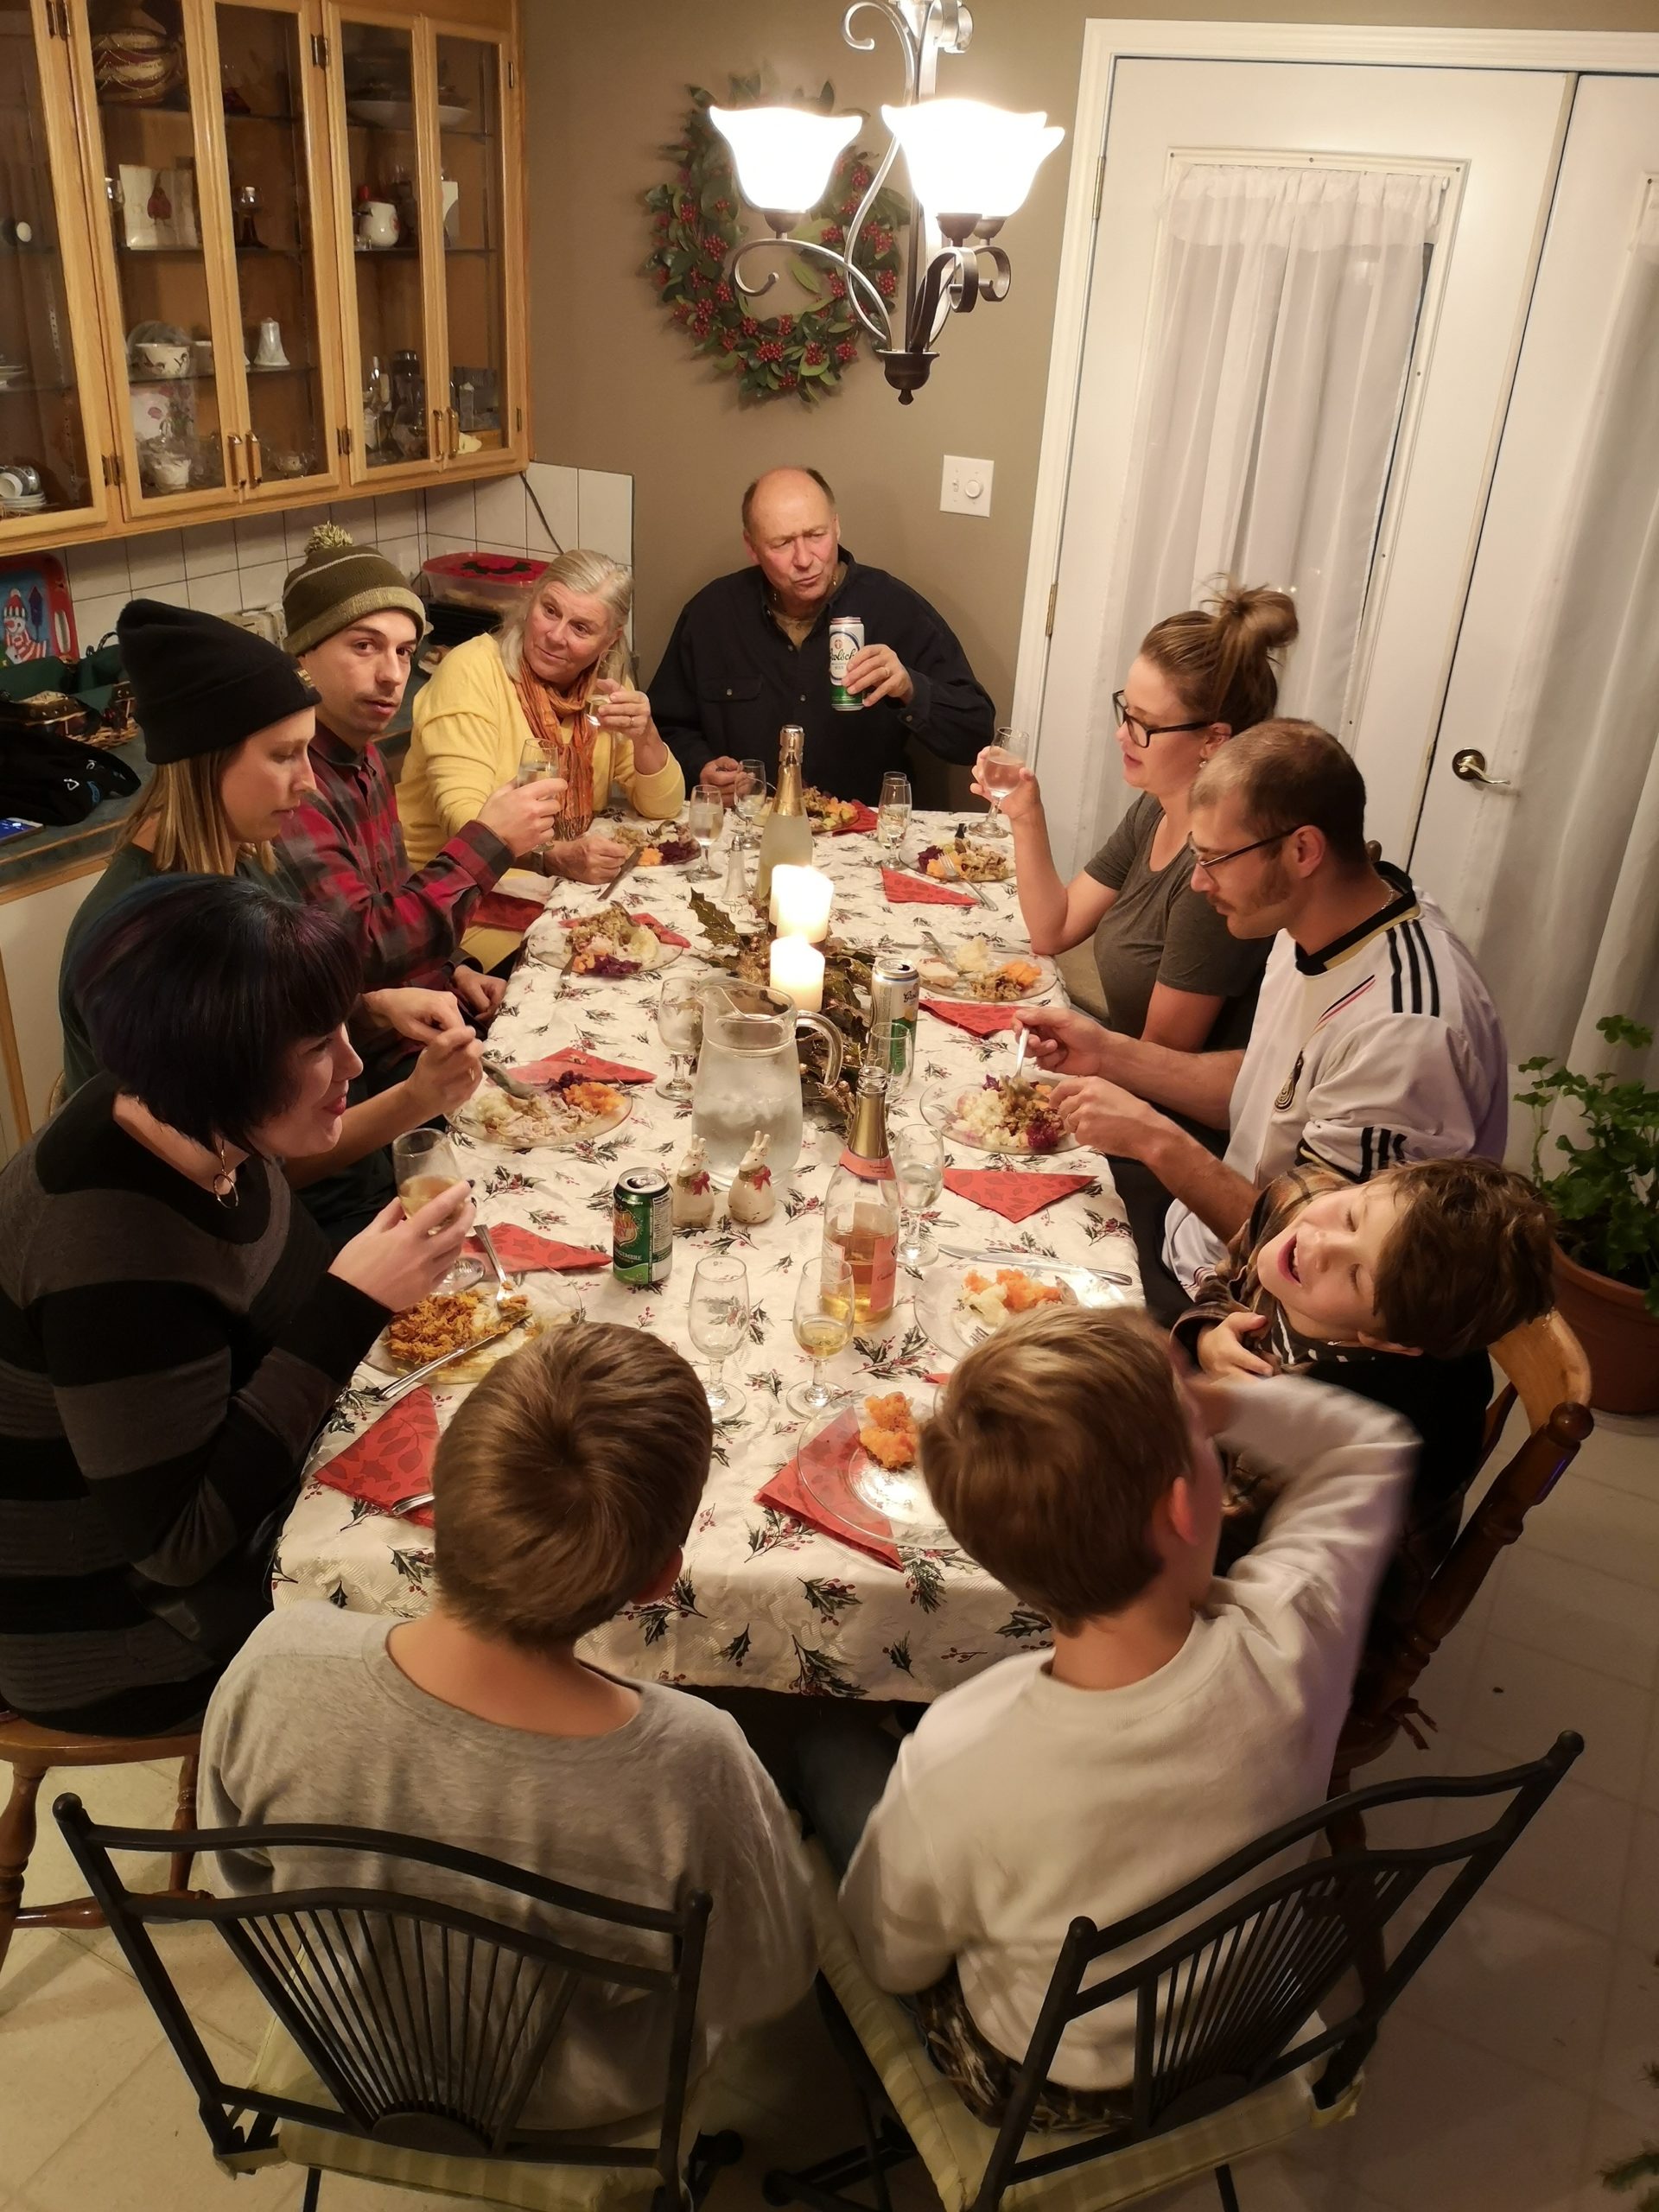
[397,550,684,960]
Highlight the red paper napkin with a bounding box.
[508,1047,653,1085]
[469,890,545,933]
[943,1167,1095,1223]
[880,868,976,908]
[463,1224,608,1272]
[311,1390,437,1528]
[756,1410,900,1568]
[831,801,880,835]
[921,998,1018,1035]
[562,911,690,950]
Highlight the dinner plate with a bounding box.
[452,1086,632,1150]
[913,840,1011,885]
[523,914,683,976]
[796,1387,949,1547]
[920,1078,1079,1156]
[364,1277,582,1382]
[913,1261,1080,1355]
[913,942,1057,1003]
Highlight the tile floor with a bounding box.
[2,1407,1655,2212]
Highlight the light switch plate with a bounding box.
[940,454,994,517]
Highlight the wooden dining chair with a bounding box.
[1332,1308,1593,1799]
[0,1713,201,1977]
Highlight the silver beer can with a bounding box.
[828,615,864,712]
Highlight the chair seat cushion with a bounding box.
[804,1848,1360,2212]
[225,2016,714,2211]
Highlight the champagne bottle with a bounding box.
[822,1063,900,1326]
[756,724,813,913]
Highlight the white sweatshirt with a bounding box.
[839,1376,1415,2088]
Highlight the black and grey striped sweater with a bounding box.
[0,1076,384,1734]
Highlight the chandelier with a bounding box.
[709,3,1064,404]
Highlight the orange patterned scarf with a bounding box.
[512,665,601,838]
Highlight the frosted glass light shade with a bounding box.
[709,106,862,218]
[881,99,1064,221]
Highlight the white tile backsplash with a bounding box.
[124,531,186,588]
[236,558,290,609]
[577,469,633,569]
[184,569,242,616]
[64,539,130,599]
[423,482,475,542]
[182,521,238,578]
[472,474,527,554]
[525,462,578,556]
[71,589,127,647]
[233,513,289,566]
[374,492,421,539]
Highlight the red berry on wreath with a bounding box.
[835,338,858,362]
[877,267,898,296]
[821,224,845,247]
[776,315,794,336]
[804,340,827,365]
[715,281,733,304]
[741,316,760,337]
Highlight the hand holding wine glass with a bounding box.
[787,1245,855,1416]
[390,1128,483,1293]
[973,726,1032,836]
[689,1255,750,1424]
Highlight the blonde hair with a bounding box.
[921,1306,1193,1631]
[432,1322,712,1653]
[1141,582,1299,734]
[118,749,274,878]
[495,549,636,686]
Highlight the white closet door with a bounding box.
[1036,57,1569,874]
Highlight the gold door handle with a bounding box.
[448,406,460,454]
[432,405,446,459]
[226,432,245,488]
[246,432,263,487]
[1451,749,1516,791]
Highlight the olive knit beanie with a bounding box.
[117,598,316,763]
[282,521,429,656]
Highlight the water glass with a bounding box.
[688,790,724,879]
[893,1124,944,1269]
[787,1245,855,1417]
[978,724,1030,836]
[877,772,912,857]
[391,1128,481,1293]
[654,973,703,1101]
[735,759,771,826]
[689,1255,750,1424]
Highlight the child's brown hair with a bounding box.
[432,1322,712,1653]
[921,1306,1196,1631]
[1371,1158,1554,1357]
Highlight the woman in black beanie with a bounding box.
[56,601,482,1236]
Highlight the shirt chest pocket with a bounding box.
[697,671,764,748]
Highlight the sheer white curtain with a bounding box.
[1470,184,1659,1084]
[1077,162,1443,854]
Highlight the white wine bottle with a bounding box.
[756,723,813,914]
[821,1063,900,1326]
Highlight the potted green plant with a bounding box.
[1516,1014,1659,1414]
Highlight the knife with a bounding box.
[594,847,641,901]
[937,1242,1135,1287]
[367,1310,531,1402]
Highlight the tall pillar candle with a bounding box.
[770,862,833,942]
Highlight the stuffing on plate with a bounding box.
[804,786,861,831]
[858,1391,919,1471]
[618,823,699,866]
[961,1267,1065,1331]
[564,906,658,977]
[385,1289,530,1372]
[918,938,1044,1001]
[467,1076,622,1146]
[918,837,1008,882]
[950,1076,1068,1154]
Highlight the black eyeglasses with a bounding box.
[1185,830,1298,877]
[1111,688,1214,750]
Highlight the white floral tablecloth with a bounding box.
[274,810,1141,1700]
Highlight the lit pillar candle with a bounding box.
[770,862,834,942]
[770,935,825,1012]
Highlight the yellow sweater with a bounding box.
[398,632,686,965]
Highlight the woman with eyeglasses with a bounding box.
[972,584,1296,1057]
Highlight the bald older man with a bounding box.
[648,466,995,806]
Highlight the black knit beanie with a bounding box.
[117,598,317,765]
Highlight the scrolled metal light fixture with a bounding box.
[709,3,1063,404]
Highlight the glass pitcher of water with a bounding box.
[692,982,845,1188]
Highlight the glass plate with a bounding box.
[452,1090,632,1151]
[913,1262,1080,1355]
[913,944,1057,1002]
[919,1078,1079,1156]
[796,1388,949,1547]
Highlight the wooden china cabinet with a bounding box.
[0,0,524,552]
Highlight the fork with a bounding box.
[474,1222,519,1313]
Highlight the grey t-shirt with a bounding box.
[1085,794,1268,1049]
[200,1603,817,2130]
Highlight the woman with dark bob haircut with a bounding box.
[0,874,474,1736]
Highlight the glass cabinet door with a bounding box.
[433,28,512,464]
[0,0,111,536]
[80,0,237,506]
[213,0,335,494]
[336,13,431,472]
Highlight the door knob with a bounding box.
[1452,748,1514,790]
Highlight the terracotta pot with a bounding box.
[1553,1245,1659,1415]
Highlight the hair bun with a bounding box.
[1210,581,1300,653]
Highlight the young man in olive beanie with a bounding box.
[277,524,566,1029]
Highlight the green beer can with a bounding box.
[613,1170,672,1287]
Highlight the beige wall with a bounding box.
[526,0,1656,735]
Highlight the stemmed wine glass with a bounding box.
[894,1123,944,1270]
[687,789,724,880]
[689,1255,750,1425]
[876,772,912,861]
[871,1020,915,1108]
[978,725,1029,837]
[391,1128,481,1292]
[787,1245,855,1417]
[734,759,771,833]
[654,972,702,1101]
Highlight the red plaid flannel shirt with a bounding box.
[276,724,509,992]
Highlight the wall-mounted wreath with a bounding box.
[643,79,907,404]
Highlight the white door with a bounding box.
[1408,75,1659,1066]
[1033,55,1571,874]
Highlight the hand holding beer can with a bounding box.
[829,616,864,713]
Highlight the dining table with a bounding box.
[273,807,1142,1702]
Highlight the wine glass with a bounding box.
[735,759,771,830]
[654,972,703,1101]
[894,1123,944,1270]
[689,1255,750,1424]
[688,789,724,880]
[877,772,912,858]
[978,724,1029,837]
[515,755,562,852]
[391,1128,481,1293]
[787,1244,855,1417]
[870,1019,915,1106]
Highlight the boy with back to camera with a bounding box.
[200,1322,815,2130]
[836,1306,1415,2129]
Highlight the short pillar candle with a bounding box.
[769,935,825,1012]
